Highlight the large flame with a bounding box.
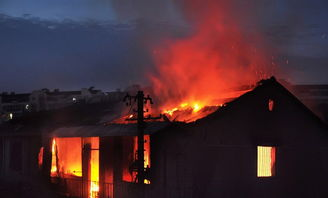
[149,0,274,122]
[50,138,82,177]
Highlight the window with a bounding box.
[257,146,276,177]
[122,135,151,184]
[268,99,274,111]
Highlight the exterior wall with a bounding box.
[0,135,42,182]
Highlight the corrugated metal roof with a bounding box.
[51,121,170,137]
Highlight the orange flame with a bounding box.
[149,0,274,122]
[50,139,58,177]
[50,137,99,197]
[89,137,99,198]
[131,135,151,184]
[144,135,151,184]
[50,138,82,177]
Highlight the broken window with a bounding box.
[257,146,276,177]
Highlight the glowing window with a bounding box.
[257,146,276,177]
[123,135,151,184]
[268,99,274,111]
[38,147,44,169]
[50,137,82,177]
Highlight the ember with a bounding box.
[149,0,274,122]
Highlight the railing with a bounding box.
[51,177,113,198]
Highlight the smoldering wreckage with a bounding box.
[0,77,328,198]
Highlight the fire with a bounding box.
[50,139,58,177]
[164,102,205,115]
[131,135,151,184]
[50,137,99,198]
[89,137,99,198]
[149,0,274,122]
[144,135,151,184]
[50,138,82,177]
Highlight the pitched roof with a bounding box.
[194,77,327,128]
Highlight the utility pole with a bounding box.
[123,91,161,186]
[136,91,146,184]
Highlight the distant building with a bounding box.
[30,87,105,112]
[0,87,108,121]
[0,92,30,121]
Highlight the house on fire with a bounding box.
[1,77,328,198]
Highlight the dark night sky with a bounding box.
[0,0,327,92]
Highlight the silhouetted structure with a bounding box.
[1,77,328,198]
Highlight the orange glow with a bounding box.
[51,138,82,177]
[131,135,151,184]
[144,135,151,184]
[257,146,276,177]
[50,139,58,177]
[268,99,274,111]
[144,135,151,169]
[89,137,99,198]
[38,147,44,169]
[149,0,274,122]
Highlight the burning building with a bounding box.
[45,122,165,198]
[0,77,328,198]
[148,77,328,198]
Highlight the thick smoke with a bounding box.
[148,0,276,111]
[0,0,327,93]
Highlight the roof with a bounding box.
[46,91,81,96]
[0,93,30,103]
[51,122,169,137]
[2,76,326,138]
[194,77,327,128]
